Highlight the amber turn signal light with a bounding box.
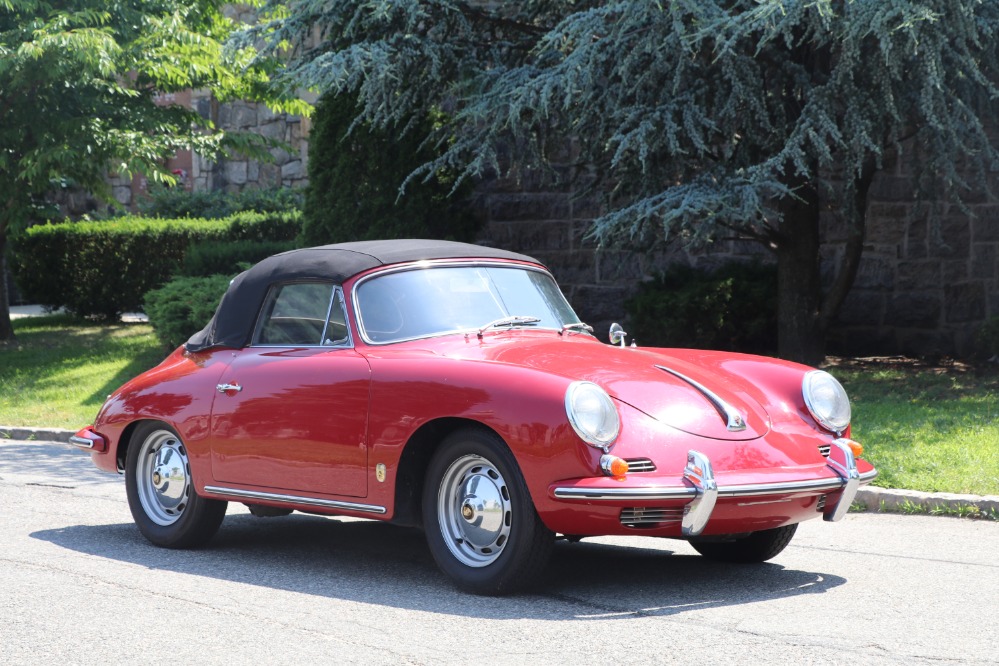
[600,454,629,477]
[846,439,864,458]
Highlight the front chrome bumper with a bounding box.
[552,439,876,536]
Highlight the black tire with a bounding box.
[125,421,227,548]
[689,524,798,563]
[422,428,554,595]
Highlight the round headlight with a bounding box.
[802,370,851,434]
[565,381,620,448]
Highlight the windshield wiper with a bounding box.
[560,322,594,335]
[477,316,541,338]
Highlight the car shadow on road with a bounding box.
[32,512,846,620]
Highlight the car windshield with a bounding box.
[355,265,583,343]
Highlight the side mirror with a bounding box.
[608,323,627,348]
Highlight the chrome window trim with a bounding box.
[249,283,354,349]
[350,260,581,346]
[204,485,386,515]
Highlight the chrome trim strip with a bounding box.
[553,467,877,502]
[553,486,697,500]
[859,469,878,483]
[203,486,387,515]
[718,477,849,497]
[655,365,747,432]
[69,435,95,450]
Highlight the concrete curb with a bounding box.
[2,426,995,516]
[856,486,999,515]
[0,426,74,443]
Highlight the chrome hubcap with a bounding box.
[438,454,512,567]
[136,430,191,526]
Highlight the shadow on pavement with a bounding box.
[32,511,846,619]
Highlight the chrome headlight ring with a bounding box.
[802,370,851,435]
[565,381,621,449]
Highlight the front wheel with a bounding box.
[423,428,554,595]
[689,524,798,563]
[125,422,227,548]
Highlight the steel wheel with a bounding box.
[135,429,191,526]
[125,421,227,549]
[423,428,554,595]
[437,454,512,567]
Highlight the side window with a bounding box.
[323,290,350,346]
[254,282,334,346]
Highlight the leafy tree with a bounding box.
[0,0,304,340]
[246,0,999,363]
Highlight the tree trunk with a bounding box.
[0,228,15,342]
[775,184,824,365]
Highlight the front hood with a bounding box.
[462,336,772,440]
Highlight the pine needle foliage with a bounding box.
[245,1,999,361]
[301,93,480,245]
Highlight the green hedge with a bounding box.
[138,185,303,219]
[13,211,301,320]
[144,274,234,350]
[181,239,297,277]
[625,261,778,354]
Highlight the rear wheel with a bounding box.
[125,422,227,548]
[423,428,554,595]
[690,524,798,563]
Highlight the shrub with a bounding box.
[302,93,481,245]
[223,210,301,242]
[976,316,999,360]
[625,262,778,354]
[182,239,296,277]
[138,185,303,219]
[12,211,301,319]
[144,274,234,350]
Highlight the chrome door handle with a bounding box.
[216,383,243,393]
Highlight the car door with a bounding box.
[209,283,370,498]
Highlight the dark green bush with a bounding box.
[302,93,481,245]
[12,211,301,319]
[625,262,778,354]
[223,210,302,242]
[976,316,999,360]
[138,185,303,219]
[144,274,234,350]
[182,239,296,277]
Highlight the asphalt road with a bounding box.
[1,439,997,666]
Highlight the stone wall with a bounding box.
[472,155,997,356]
[827,155,998,357]
[192,96,313,194]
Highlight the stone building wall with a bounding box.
[471,155,997,356]
[828,159,999,357]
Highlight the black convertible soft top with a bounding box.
[184,239,540,352]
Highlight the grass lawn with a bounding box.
[2,315,997,496]
[1,314,166,430]
[828,357,999,497]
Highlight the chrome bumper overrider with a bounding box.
[552,439,876,536]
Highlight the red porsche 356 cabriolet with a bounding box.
[73,239,875,594]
